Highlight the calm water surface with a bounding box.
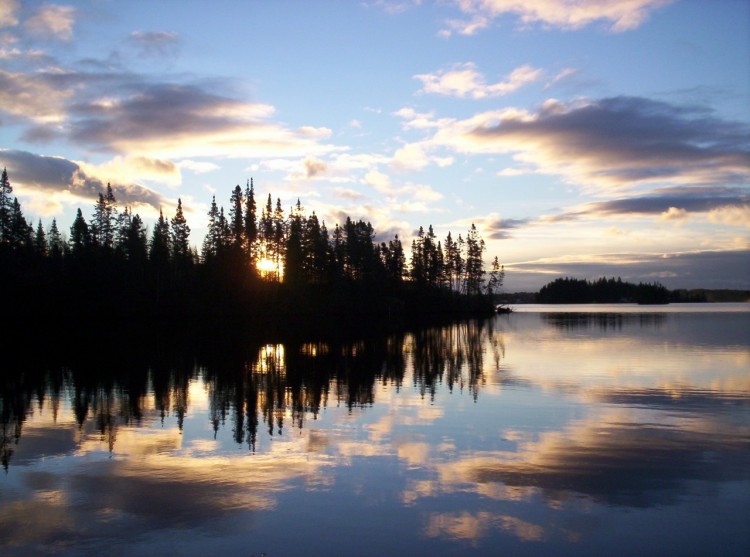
[2,304,749,556]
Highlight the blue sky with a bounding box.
[1,0,748,290]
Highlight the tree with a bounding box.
[382,234,405,287]
[150,208,171,266]
[202,196,222,261]
[243,179,257,263]
[114,206,132,255]
[301,211,328,284]
[48,219,64,259]
[170,199,191,263]
[284,199,304,286]
[486,256,504,300]
[229,185,244,248]
[6,198,31,250]
[91,184,117,251]
[124,213,148,264]
[0,168,13,244]
[272,197,285,279]
[33,220,47,256]
[464,223,485,296]
[69,208,91,255]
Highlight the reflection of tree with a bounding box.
[543,312,666,331]
[411,320,496,401]
[0,319,499,465]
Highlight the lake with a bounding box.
[2,304,749,556]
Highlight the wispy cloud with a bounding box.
[127,31,180,59]
[25,3,76,41]
[504,249,750,290]
[0,149,173,216]
[367,0,423,15]
[0,0,20,28]
[431,96,750,190]
[441,0,675,36]
[483,216,532,239]
[45,81,339,160]
[0,67,73,123]
[415,63,542,99]
[576,188,750,221]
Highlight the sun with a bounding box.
[256,257,283,279]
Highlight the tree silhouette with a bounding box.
[1,168,501,323]
[91,184,117,251]
[69,208,91,255]
[0,168,13,244]
[170,199,191,263]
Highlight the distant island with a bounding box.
[496,278,750,305]
[0,169,503,327]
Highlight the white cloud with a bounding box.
[659,206,688,221]
[392,142,432,171]
[179,160,220,174]
[0,0,20,28]
[708,206,750,229]
[441,0,675,36]
[25,4,76,41]
[77,156,182,189]
[365,169,392,193]
[415,63,542,99]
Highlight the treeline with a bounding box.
[0,169,502,323]
[537,276,671,304]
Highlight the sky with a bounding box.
[0,0,748,291]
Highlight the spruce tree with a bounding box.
[228,185,244,249]
[125,213,147,264]
[34,220,47,256]
[149,208,171,265]
[69,208,90,255]
[170,198,191,262]
[464,223,485,296]
[202,196,221,261]
[243,179,257,262]
[48,219,63,259]
[91,184,117,250]
[0,168,13,243]
[9,198,31,250]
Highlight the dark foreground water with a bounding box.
[2,304,749,556]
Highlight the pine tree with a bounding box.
[464,224,485,296]
[202,196,221,261]
[284,200,304,286]
[69,208,90,255]
[8,198,31,250]
[150,208,171,265]
[304,212,329,283]
[228,185,244,249]
[272,197,285,280]
[170,198,191,262]
[486,256,504,299]
[91,184,117,250]
[125,213,147,263]
[0,168,13,244]
[48,219,64,259]
[243,179,257,262]
[384,234,405,286]
[114,206,132,256]
[34,220,47,256]
[410,226,425,285]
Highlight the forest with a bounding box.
[0,169,502,326]
[537,276,674,304]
